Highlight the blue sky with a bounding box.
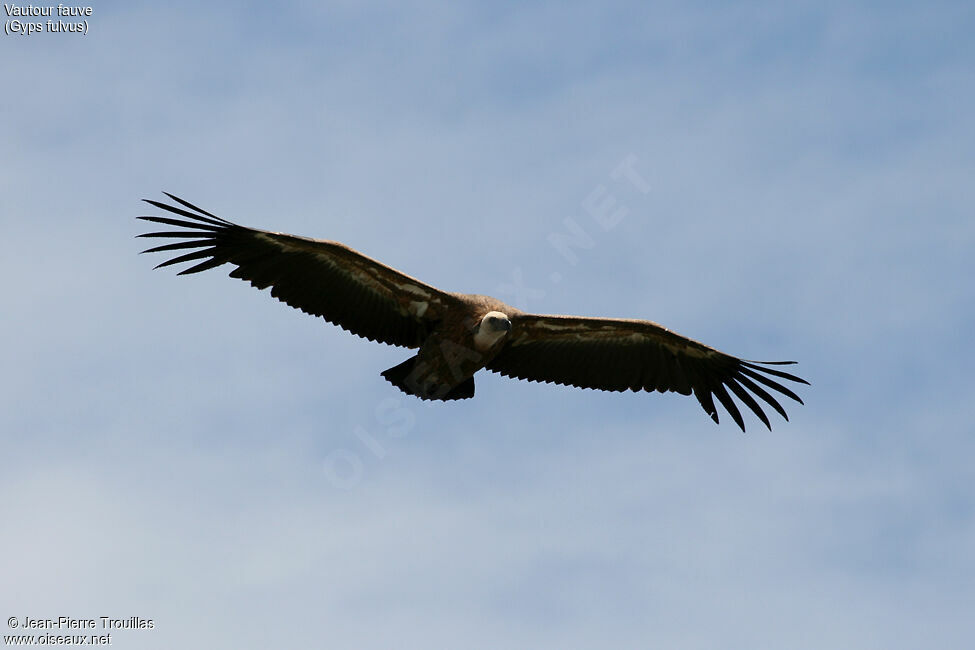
[2,1,973,647]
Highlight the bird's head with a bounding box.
[473,311,512,350]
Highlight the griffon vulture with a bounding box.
[138,193,807,431]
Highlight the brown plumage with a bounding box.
[138,193,807,431]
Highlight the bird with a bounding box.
[138,193,807,431]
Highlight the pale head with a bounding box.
[473,310,512,350]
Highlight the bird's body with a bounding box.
[139,193,807,431]
[381,296,519,401]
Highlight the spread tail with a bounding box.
[381,356,475,401]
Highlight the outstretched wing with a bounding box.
[487,314,807,431]
[138,193,457,348]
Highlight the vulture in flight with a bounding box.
[138,193,807,431]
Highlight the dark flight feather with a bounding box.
[138,194,453,348]
[486,315,807,431]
